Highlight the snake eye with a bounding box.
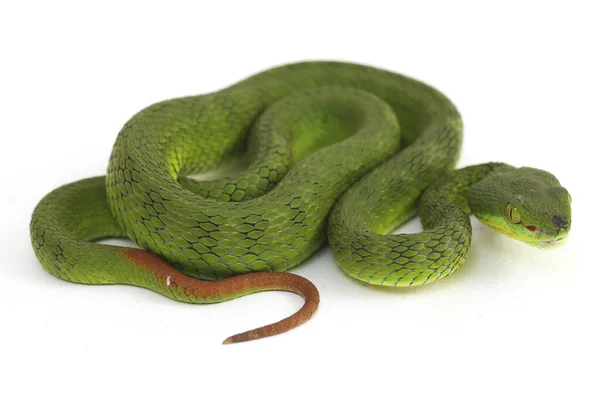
[505,204,521,224]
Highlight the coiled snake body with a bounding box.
[30,62,571,343]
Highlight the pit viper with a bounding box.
[30,62,571,344]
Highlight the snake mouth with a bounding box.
[479,215,569,249]
[539,236,566,248]
[522,225,568,248]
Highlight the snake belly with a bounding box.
[30,62,462,343]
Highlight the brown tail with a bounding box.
[221,272,320,344]
[123,249,320,344]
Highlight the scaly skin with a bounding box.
[331,163,571,286]
[30,61,571,343]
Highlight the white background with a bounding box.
[1,1,598,399]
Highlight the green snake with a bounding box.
[30,62,571,344]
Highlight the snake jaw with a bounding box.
[520,226,569,249]
[474,213,569,250]
[539,229,569,249]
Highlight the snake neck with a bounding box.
[418,162,515,231]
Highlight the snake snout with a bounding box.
[552,215,569,230]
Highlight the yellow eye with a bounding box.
[567,192,572,204]
[505,204,521,223]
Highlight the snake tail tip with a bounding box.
[221,332,257,345]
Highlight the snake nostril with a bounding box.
[552,215,568,229]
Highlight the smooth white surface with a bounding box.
[1,1,597,399]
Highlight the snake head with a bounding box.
[467,167,571,249]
